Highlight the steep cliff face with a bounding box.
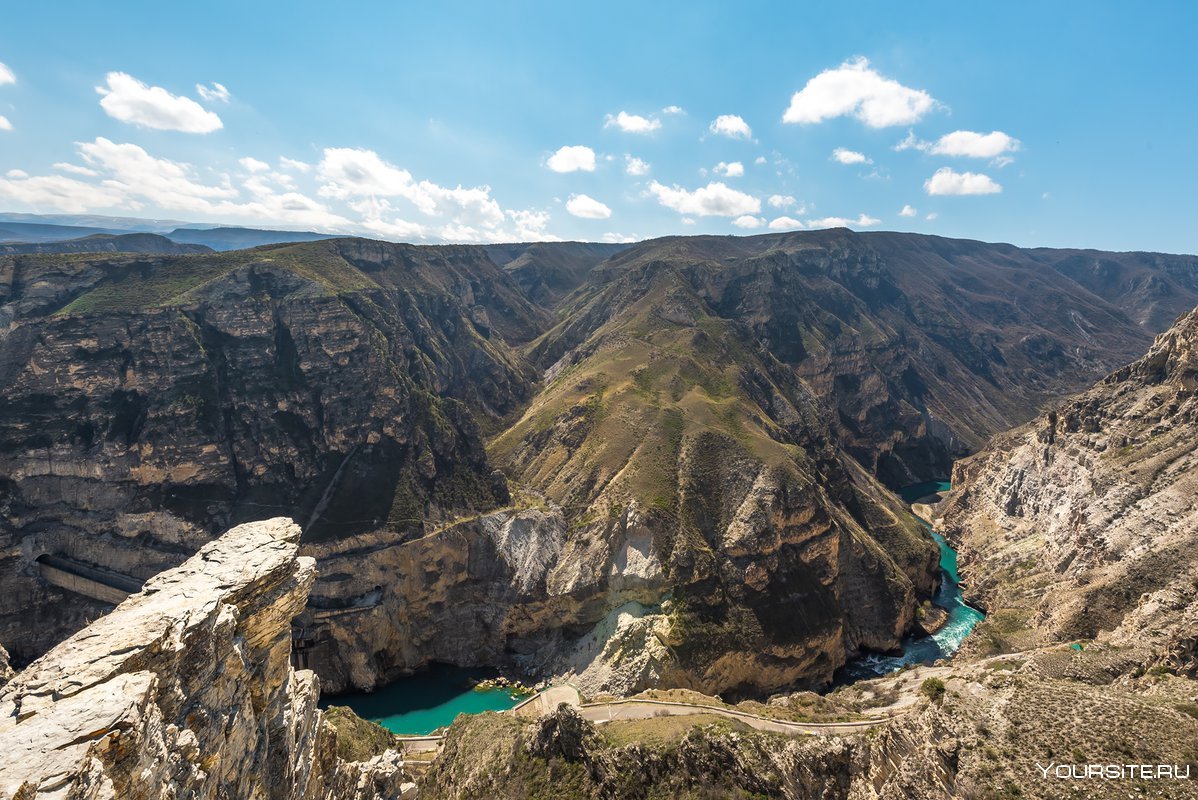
[0,239,542,664]
[4,231,1195,700]
[588,231,1189,487]
[0,518,408,800]
[484,251,939,697]
[942,306,1198,666]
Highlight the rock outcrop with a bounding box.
[0,517,408,800]
[0,239,542,664]
[942,305,1198,666]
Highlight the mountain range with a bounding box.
[2,228,1198,797]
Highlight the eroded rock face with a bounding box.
[0,517,407,800]
[4,231,1195,701]
[942,305,1198,662]
[0,240,539,665]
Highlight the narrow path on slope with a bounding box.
[394,684,913,752]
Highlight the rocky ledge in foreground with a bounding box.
[0,517,407,800]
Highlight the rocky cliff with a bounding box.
[4,231,1197,701]
[0,517,408,800]
[0,239,543,664]
[483,249,939,697]
[942,305,1198,669]
[565,231,1198,486]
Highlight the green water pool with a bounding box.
[324,664,523,735]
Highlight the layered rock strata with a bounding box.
[0,517,407,800]
[942,305,1198,667]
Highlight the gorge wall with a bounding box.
[3,231,1197,700]
[941,304,1198,669]
[0,517,407,800]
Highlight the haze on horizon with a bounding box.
[0,1,1195,253]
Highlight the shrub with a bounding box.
[920,677,946,703]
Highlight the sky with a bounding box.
[0,1,1195,252]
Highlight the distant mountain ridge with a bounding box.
[0,213,344,252]
[0,233,211,255]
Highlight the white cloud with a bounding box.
[96,72,223,133]
[605,111,661,134]
[732,215,765,229]
[893,130,927,151]
[783,57,938,128]
[0,62,14,85]
[929,130,1020,158]
[359,216,427,240]
[546,145,596,173]
[831,147,872,165]
[195,82,230,103]
[52,162,98,176]
[709,114,752,139]
[507,209,556,241]
[601,232,637,243]
[565,193,612,219]
[754,156,767,165]
[807,214,881,229]
[713,161,744,177]
[0,115,10,132]
[279,157,310,173]
[768,194,796,209]
[239,156,270,173]
[625,155,650,176]
[661,105,684,115]
[318,146,558,241]
[926,212,939,220]
[317,147,428,207]
[924,167,1002,195]
[0,173,126,213]
[0,138,553,242]
[681,217,696,225]
[768,216,803,231]
[6,169,27,179]
[899,204,917,217]
[647,180,760,217]
[80,137,237,211]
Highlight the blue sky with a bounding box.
[0,1,1195,252]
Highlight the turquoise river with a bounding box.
[330,481,984,733]
[835,480,985,682]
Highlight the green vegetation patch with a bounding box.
[54,242,377,315]
[322,705,400,762]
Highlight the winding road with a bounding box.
[396,684,910,753]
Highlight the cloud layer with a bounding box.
[96,72,223,133]
[546,145,596,173]
[565,193,612,219]
[709,114,752,139]
[783,57,937,127]
[648,180,760,216]
[924,167,1002,195]
[605,111,661,133]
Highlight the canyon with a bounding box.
[2,230,1198,797]
[2,231,1197,701]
